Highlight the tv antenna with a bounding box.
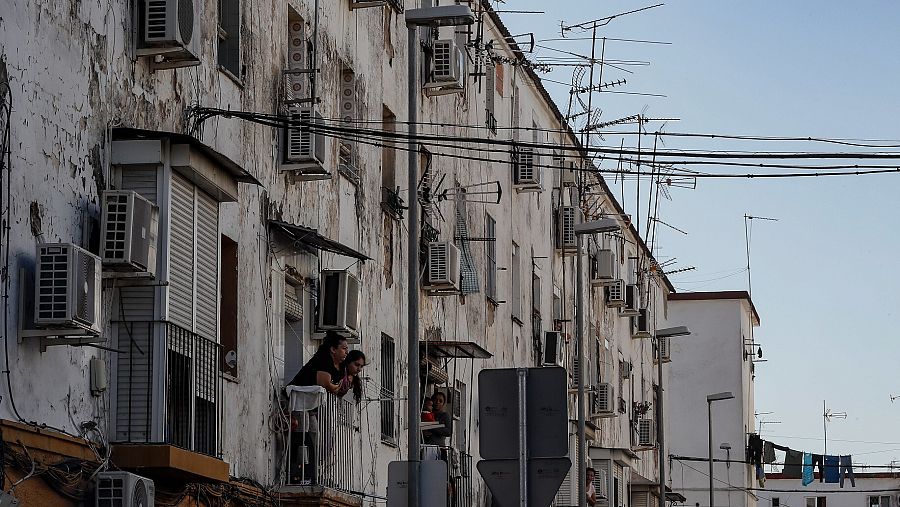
[823,400,847,456]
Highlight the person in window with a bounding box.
[586,467,597,506]
[286,331,349,484]
[337,349,366,403]
[423,391,452,446]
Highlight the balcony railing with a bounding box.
[421,445,473,507]
[290,393,358,495]
[114,321,222,456]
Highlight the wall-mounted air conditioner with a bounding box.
[621,284,640,316]
[281,106,331,180]
[35,243,102,335]
[590,249,616,286]
[425,40,466,96]
[96,471,155,507]
[513,147,541,192]
[635,418,656,449]
[620,360,632,380]
[101,190,159,276]
[591,383,615,418]
[561,161,577,187]
[606,279,625,307]
[317,270,360,340]
[136,0,201,69]
[657,336,671,363]
[632,308,651,339]
[426,241,461,291]
[542,331,563,366]
[555,206,579,251]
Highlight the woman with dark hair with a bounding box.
[288,331,349,393]
[337,350,366,403]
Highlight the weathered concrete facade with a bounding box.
[0,0,674,505]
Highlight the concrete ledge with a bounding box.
[111,444,230,483]
[0,419,96,461]
[277,485,363,507]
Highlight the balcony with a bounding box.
[421,445,473,507]
[283,389,361,507]
[112,321,227,482]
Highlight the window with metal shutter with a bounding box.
[195,190,219,340]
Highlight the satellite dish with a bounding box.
[225,350,237,368]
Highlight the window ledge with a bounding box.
[218,65,244,88]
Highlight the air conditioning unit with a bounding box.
[591,383,615,418]
[136,0,201,69]
[317,270,360,340]
[425,40,466,95]
[560,161,577,187]
[554,206,579,252]
[590,249,616,286]
[34,243,102,335]
[620,361,632,380]
[621,284,640,316]
[96,471,155,507]
[606,279,625,308]
[542,331,562,366]
[632,308,651,339]
[513,147,541,191]
[281,106,330,180]
[635,418,656,449]
[426,242,461,291]
[657,336,672,363]
[101,191,159,276]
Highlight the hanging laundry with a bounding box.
[782,449,803,479]
[802,453,814,486]
[756,463,766,487]
[812,454,825,482]
[839,455,856,488]
[824,455,840,483]
[763,441,776,464]
[747,434,763,466]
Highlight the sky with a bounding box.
[500,1,900,467]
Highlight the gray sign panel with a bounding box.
[386,460,448,507]
[477,457,571,507]
[478,367,568,460]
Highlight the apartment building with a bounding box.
[665,291,762,507]
[0,0,673,505]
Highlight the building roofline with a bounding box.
[767,472,900,480]
[482,2,675,294]
[668,290,761,325]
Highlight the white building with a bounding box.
[665,291,762,507]
[766,472,900,507]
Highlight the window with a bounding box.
[771,499,779,507]
[511,243,521,322]
[380,334,397,443]
[220,235,238,376]
[381,107,397,207]
[485,63,497,133]
[485,214,497,302]
[217,0,241,79]
[339,67,360,183]
[870,496,893,507]
[805,497,826,507]
[552,289,562,331]
[532,273,541,317]
[495,63,504,97]
[453,380,466,451]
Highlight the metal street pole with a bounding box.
[657,342,666,507]
[708,400,714,507]
[575,225,586,507]
[406,23,421,507]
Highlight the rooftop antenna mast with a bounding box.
[744,214,778,297]
[823,400,847,456]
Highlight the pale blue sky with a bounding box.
[502,1,900,466]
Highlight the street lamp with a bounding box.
[574,217,621,506]
[654,326,690,507]
[404,6,474,507]
[707,392,734,507]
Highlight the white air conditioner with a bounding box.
[96,471,154,507]
[561,161,577,187]
[620,361,632,380]
[542,331,562,366]
[101,191,159,276]
[635,418,656,449]
[657,336,671,363]
[282,106,331,180]
[317,270,360,340]
[513,147,541,191]
[34,243,102,335]
[426,242,461,291]
[555,206,579,251]
[425,40,466,95]
[606,279,625,308]
[591,383,615,418]
[621,284,640,316]
[590,249,616,286]
[632,308,651,339]
[136,0,201,69]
